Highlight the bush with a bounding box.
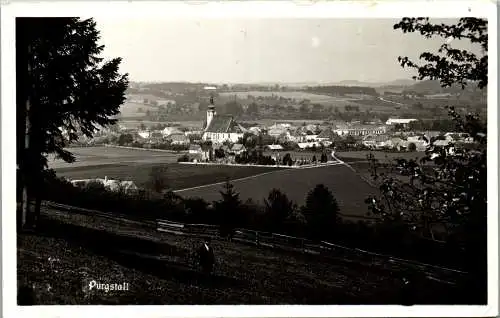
[177,154,190,162]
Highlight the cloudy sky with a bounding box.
[95,18,479,84]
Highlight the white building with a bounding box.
[137,130,150,139]
[162,127,183,136]
[334,125,387,136]
[385,118,418,126]
[71,176,139,194]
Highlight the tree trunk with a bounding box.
[21,97,31,231]
[20,43,32,231]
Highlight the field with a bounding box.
[176,164,377,218]
[243,119,326,126]
[118,101,159,118]
[49,148,378,218]
[57,163,280,191]
[48,146,181,169]
[17,207,467,305]
[118,120,204,130]
[50,147,280,190]
[335,151,427,163]
[220,91,358,104]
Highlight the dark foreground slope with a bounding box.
[17,207,471,305]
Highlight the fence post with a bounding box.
[255,231,259,246]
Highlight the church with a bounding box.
[202,95,246,144]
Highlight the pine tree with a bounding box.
[16,18,128,230]
[215,180,242,239]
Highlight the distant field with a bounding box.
[220,91,358,104]
[56,163,279,191]
[48,147,181,169]
[118,101,158,118]
[177,165,377,218]
[262,150,329,160]
[335,151,426,163]
[50,147,375,218]
[118,120,203,130]
[50,147,279,189]
[242,119,327,126]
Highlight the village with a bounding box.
[75,96,474,167]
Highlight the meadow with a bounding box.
[50,147,380,218]
[118,120,204,130]
[17,208,465,304]
[50,146,277,190]
[335,151,427,163]
[48,146,181,169]
[220,91,358,104]
[117,101,159,118]
[57,163,279,191]
[176,164,377,218]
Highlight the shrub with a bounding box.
[177,154,190,162]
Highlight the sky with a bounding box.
[94,18,480,84]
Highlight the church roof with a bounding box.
[205,115,246,134]
[205,115,233,133]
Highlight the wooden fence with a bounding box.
[42,201,468,279]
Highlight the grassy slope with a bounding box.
[17,208,467,305]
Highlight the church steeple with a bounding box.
[204,87,217,130]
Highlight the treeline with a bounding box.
[42,173,465,270]
[305,86,378,96]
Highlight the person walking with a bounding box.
[198,237,215,276]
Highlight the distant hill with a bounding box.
[403,80,486,95]
[334,79,416,88]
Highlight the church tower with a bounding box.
[206,93,216,129]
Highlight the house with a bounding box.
[162,127,182,136]
[202,98,246,144]
[70,176,139,194]
[305,124,319,133]
[231,143,246,155]
[167,133,190,145]
[191,144,212,162]
[267,144,284,151]
[119,181,140,193]
[407,135,430,147]
[286,130,307,143]
[387,137,407,151]
[137,130,150,139]
[149,131,164,143]
[433,139,452,147]
[305,134,319,142]
[385,118,418,128]
[362,135,391,148]
[219,144,231,153]
[297,142,322,149]
[444,132,470,142]
[422,131,442,140]
[200,144,212,161]
[316,129,335,142]
[248,127,262,135]
[334,125,387,137]
[268,126,288,138]
[189,144,202,154]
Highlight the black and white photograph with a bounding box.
[2,1,498,317]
